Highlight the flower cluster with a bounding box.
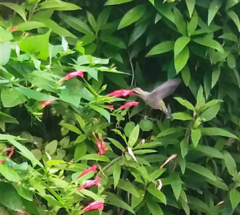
[106,89,139,111]
[92,132,108,155]
[75,165,104,213]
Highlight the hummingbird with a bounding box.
[133,78,181,119]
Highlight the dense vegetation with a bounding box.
[0,0,240,214]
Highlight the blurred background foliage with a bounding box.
[1,0,240,214]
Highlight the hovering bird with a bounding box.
[133,78,181,119]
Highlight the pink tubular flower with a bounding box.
[83,201,104,212]
[108,89,134,97]
[59,70,84,82]
[0,160,3,164]
[9,26,18,32]
[75,165,97,181]
[92,132,108,155]
[77,176,101,191]
[105,105,114,112]
[119,101,139,110]
[39,100,54,108]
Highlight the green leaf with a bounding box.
[118,5,146,30]
[223,151,237,177]
[1,88,27,107]
[0,182,23,212]
[200,128,238,139]
[36,18,76,38]
[181,65,191,86]
[146,197,164,215]
[191,128,201,147]
[195,145,223,159]
[185,0,195,17]
[139,119,153,131]
[154,1,174,23]
[124,122,136,137]
[147,187,166,204]
[227,53,236,69]
[59,122,82,135]
[17,21,46,31]
[230,189,240,209]
[79,154,110,162]
[96,7,111,31]
[172,112,193,121]
[157,127,181,137]
[87,11,97,31]
[174,8,187,36]
[128,124,139,148]
[186,162,216,181]
[196,86,205,109]
[211,66,221,88]
[118,179,139,197]
[105,0,134,5]
[88,104,111,123]
[174,36,191,58]
[129,20,149,45]
[0,27,13,42]
[75,114,85,129]
[0,41,11,66]
[188,10,198,37]
[227,10,240,32]
[59,14,93,35]
[226,0,239,10]
[0,2,26,21]
[113,163,121,189]
[45,140,57,155]
[19,30,51,60]
[133,149,157,154]
[180,139,189,158]
[107,138,125,151]
[169,173,182,201]
[105,192,135,214]
[74,142,87,162]
[200,103,221,121]
[40,0,81,11]
[208,0,223,26]
[99,34,126,49]
[219,32,238,43]
[174,97,195,111]
[179,197,190,215]
[193,37,224,53]
[146,41,174,56]
[131,189,144,209]
[174,46,189,73]
[188,196,211,214]
[0,164,21,182]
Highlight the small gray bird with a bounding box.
[133,78,181,119]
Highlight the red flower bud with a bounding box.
[119,101,139,110]
[83,201,104,212]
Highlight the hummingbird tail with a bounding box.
[166,105,173,121]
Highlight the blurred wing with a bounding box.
[149,78,181,100]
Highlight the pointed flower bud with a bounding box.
[59,70,84,82]
[75,164,97,181]
[83,201,104,212]
[119,101,139,110]
[108,89,134,97]
[39,100,54,108]
[77,176,100,191]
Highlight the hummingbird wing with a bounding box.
[149,78,181,101]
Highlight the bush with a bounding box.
[1,0,240,215]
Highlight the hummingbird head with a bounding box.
[133,88,149,101]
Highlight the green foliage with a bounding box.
[1,0,240,214]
